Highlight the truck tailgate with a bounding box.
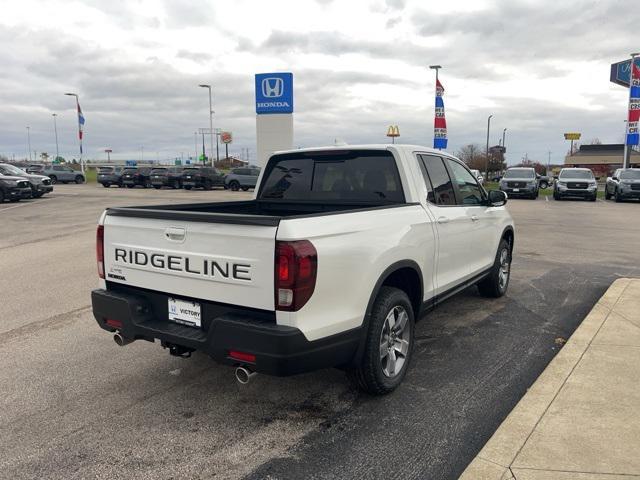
[102,214,277,310]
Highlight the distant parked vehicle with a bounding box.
[536,174,552,189]
[469,169,484,185]
[26,164,45,174]
[224,167,261,191]
[499,167,539,199]
[121,167,152,188]
[0,163,53,197]
[37,165,85,184]
[553,168,597,201]
[0,173,32,202]
[181,167,225,190]
[97,166,123,188]
[150,166,184,189]
[605,168,640,202]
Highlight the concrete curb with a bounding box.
[459,278,633,480]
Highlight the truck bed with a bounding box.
[106,200,408,226]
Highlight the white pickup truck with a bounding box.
[92,145,514,394]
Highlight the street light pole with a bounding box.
[52,114,60,162]
[502,128,507,151]
[199,84,215,166]
[485,115,493,179]
[26,126,32,162]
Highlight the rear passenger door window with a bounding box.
[446,159,485,206]
[418,155,456,206]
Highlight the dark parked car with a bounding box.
[224,167,261,191]
[39,165,85,184]
[97,166,123,188]
[605,168,640,202]
[499,167,539,199]
[0,163,53,197]
[181,167,224,190]
[150,167,184,189]
[0,173,32,202]
[553,168,597,201]
[121,167,152,188]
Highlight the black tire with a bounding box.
[590,193,597,202]
[477,238,511,298]
[241,186,249,191]
[0,190,4,202]
[33,192,44,198]
[539,182,548,189]
[347,286,415,395]
[605,187,611,200]
[102,183,110,188]
[153,185,161,189]
[144,180,152,189]
[229,180,240,191]
[48,175,57,184]
[204,180,213,191]
[615,189,623,203]
[184,185,192,190]
[126,184,134,188]
[75,175,84,184]
[553,191,561,201]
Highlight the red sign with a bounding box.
[220,131,233,144]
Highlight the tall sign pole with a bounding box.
[624,52,640,169]
[64,92,84,174]
[429,65,447,150]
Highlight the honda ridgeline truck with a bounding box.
[92,145,514,394]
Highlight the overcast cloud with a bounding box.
[0,0,636,164]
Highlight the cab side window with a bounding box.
[419,155,456,206]
[446,159,485,206]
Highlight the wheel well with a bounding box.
[502,228,514,253]
[380,267,422,317]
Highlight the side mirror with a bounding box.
[488,189,507,207]
[612,176,618,181]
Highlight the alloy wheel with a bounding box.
[379,306,411,377]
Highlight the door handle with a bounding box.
[437,217,449,224]
[471,215,479,222]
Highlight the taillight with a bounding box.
[275,240,317,311]
[96,225,105,279]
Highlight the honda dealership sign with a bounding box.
[255,72,293,114]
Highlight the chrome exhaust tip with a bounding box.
[235,366,256,385]
[114,332,135,347]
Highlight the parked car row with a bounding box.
[498,166,640,203]
[26,164,85,184]
[0,163,54,202]
[97,165,261,191]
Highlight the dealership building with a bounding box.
[564,144,640,177]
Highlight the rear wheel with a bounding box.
[75,175,84,184]
[241,186,249,191]
[477,238,511,298]
[184,185,192,190]
[153,185,161,189]
[348,287,414,395]
[204,180,213,190]
[48,175,57,184]
[126,184,134,188]
[229,180,240,191]
[102,183,110,188]
[539,181,548,189]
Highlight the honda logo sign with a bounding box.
[255,72,293,114]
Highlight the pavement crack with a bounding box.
[0,306,92,346]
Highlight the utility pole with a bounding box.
[548,151,551,174]
[26,126,32,162]
[199,84,215,166]
[52,114,60,162]
[194,131,198,163]
[485,115,493,179]
[623,52,640,169]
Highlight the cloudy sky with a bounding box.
[1,0,637,165]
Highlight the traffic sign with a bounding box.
[220,131,233,144]
[564,133,581,140]
[610,58,640,87]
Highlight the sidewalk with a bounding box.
[460,278,640,480]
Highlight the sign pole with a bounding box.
[623,53,640,169]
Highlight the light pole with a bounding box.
[199,84,215,166]
[502,128,507,151]
[26,126,32,162]
[194,131,198,162]
[215,127,221,163]
[52,114,60,163]
[64,92,83,173]
[105,149,112,162]
[485,115,493,179]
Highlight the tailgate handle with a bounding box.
[165,227,186,242]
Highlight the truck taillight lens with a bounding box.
[275,240,317,311]
[96,225,105,279]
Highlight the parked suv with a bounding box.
[40,165,85,184]
[150,167,184,189]
[605,168,640,202]
[553,168,597,201]
[499,167,539,199]
[0,163,53,197]
[224,167,261,191]
[181,167,225,190]
[122,167,152,188]
[97,166,123,188]
[0,173,32,202]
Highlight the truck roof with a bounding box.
[272,144,454,157]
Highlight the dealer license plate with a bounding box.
[512,188,520,192]
[168,297,201,328]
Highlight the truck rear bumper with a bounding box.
[91,288,360,376]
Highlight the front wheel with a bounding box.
[184,185,192,190]
[102,183,110,188]
[477,238,511,298]
[605,187,611,200]
[48,176,57,184]
[75,175,84,184]
[347,286,414,395]
[615,189,623,203]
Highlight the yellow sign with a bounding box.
[564,133,581,140]
[386,125,400,137]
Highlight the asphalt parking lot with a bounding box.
[1,186,639,480]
